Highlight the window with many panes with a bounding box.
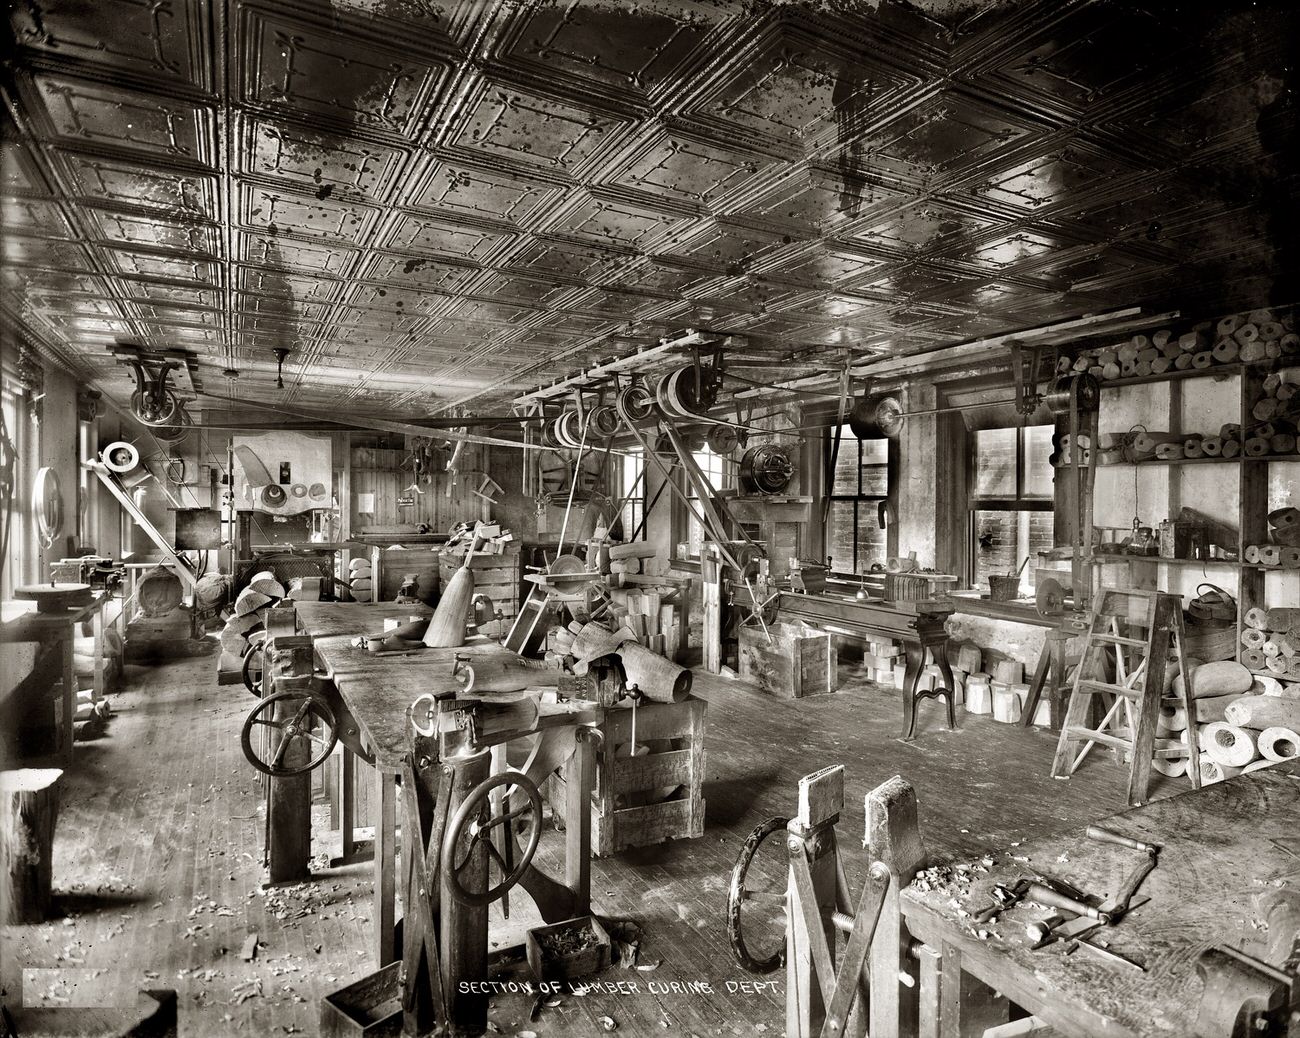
[969,424,1054,594]
[617,448,645,542]
[683,446,732,558]
[825,424,890,575]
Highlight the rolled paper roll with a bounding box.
[1221,423,1242,441]
[1212,337,1240,364]
[1102,361,1122,380]
[1258,727,1300,762]
[1192,351,1214,369]
[1234,322,1260,344]
[1242,626,1267,649]
[1137,346,1158,363]
[1253,422,1279,441]
[1245,437,1272,457]
[1152,329,1172,348]
[1264,639,1282,658]
[1260,321,1286,340]
[1258,544,1282,566]
[1200,759,1243,785]
[1134,360,1152,377]
[1201,722,1259,768]
[1269,507,1300,530]
[1241,648,1266,671]
[1131,431,1183,456]
[1201,436,1223,456]
[1280,333,1300,352]
[617,642,692,703]
[1056,355,1076,374]
[1222,439,1241,458]
[1277,383,1298,402]
[1225,694,1300,730]
[1151,356,1172,374]
[1152,758,1186,777]
[1254,398,1280,422]
[1267,655,1290,676]
[1179,329,1208,350]
[1120,359,1138,377]
[1183,437,1204,458]
[1280,547,1300,568]
[1173,353,1194,370]
[1272,433,1296,454]
[1247,309,1272,325]
[1118,340,1141,364]
[1241,340,1270,364]
[1154,442,1184,460]
[1217,315,1243,336]
[1131,334,1151,351]
[1245,606,1270,628]
[1243,759,1278,773]
[1252,675,1285,696]
[1097,348,1119,367]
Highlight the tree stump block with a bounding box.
[1,768,62,923]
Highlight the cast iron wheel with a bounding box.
[441,770,543,907]
[728,816,791,974]
[241,638,265,697]
[240,689,338,777]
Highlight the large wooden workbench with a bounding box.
[291,602,601,969]
[896,759,1300,1037]
[769,590,957,739]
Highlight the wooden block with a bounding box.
[1,769,62,923]
[797,765,844,829]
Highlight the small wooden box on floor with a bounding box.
[438,543,521,620]
[548,698,706,858]
[738,622,836,697]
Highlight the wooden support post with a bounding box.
[265,634,313,884]
[1,769,62,923]
[867,776,927,1038]
[376,770,397,966]
[564,729,594,915]
[702,547,722,674]
[59,633,75,766]
[786,767,843,1038]
[441,749,490,1037]
[92,602,106,704]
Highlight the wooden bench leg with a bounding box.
[375,770,397,966]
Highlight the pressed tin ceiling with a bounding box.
[1,0,1296,419]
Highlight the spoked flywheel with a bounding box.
[727,816,791,974]
[441,770,543,907]
[240,689,338,776]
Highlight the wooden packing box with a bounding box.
[319,961,401,1037]
[738,622,836,698]
[546,697,706,858]
[438,543,521,620]
[526,915,612,982]
[367,545,442,605]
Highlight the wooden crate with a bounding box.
[547,697,706,858]
[369,545,442,605]
[438,544,521,620]
[738,622,836,697]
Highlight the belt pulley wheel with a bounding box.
[657,364,718,419]
[589,404,620,438]
[728,816,791,974]
[848,393,905,439]
[541,418,564,451]
[554,410,585,450]
[240,689,338,777]
[617,384,653,423]
[130,388,181,427]
[101,441,140,473]
[1043,372,1101,415]
[442,770,543,907]
[707,425,740,455]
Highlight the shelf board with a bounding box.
[1090,555,1241,568]
[1089,455,1238,468]
[1240,563,1300,571]
[1099,361,1245,389]
[1241,453,1300,464]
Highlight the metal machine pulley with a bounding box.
[738,444,794,495]
[848,393,905,439]
[617,384,653,423]
[33,466,63,548]
[1042,372,1101,415]
[656,364,720,419]
[101,441,141,473]
[706,425,740,455]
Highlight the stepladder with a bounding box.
[1051,587,1202,806]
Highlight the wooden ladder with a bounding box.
[1051,587,1202,806]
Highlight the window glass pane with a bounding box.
[860,436,888,496]
[972,509,1053,594]
[856,513,887,570]
[973,428,1016,497]
[1023,425,1054,498]
[826,500,857,573]
[831,426,858,494]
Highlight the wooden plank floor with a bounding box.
[1,655,1158,1036]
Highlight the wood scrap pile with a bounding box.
[1058,305,1297,383]
[216,570,285,672]
[1151,659,1300,783]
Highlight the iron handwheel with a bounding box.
[241,637,265,697]
[727,816,791,974]
[441,770,543,907]
[240,689,338,776]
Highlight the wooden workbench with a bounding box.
[769,590,956,740]
[896,759,1300,1037]
[291,601,600,969]
[1,592,114,766]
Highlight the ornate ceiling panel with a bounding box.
[1,0,1295,416]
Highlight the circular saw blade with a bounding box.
[1035,577,1068,618]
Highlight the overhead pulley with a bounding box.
[656,363,720,419]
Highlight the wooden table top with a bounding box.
[900,760,1300,1037]
[294,602,588,770]
[1,591,112,642]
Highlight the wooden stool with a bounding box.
[2,768,62,923]
[1020,626,1073,730]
